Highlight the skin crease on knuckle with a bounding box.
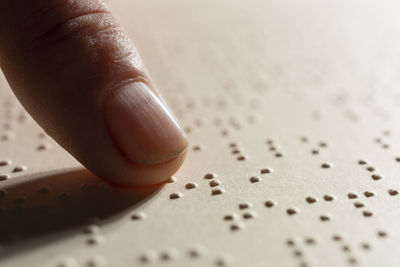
[0,0,189,187]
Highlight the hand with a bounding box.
[0,0,189,187]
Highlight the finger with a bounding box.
[0,0,188,187]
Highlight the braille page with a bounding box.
[1,0,400,266]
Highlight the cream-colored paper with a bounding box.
[1,0,400,266]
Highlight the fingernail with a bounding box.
[104,82,188,164]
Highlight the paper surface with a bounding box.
[1,0,400,266]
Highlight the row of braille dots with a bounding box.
[358,160,383,181]
[56,256,106,267]
[300,137,328,156]
[0,160,27,181]
[374,130,391,150]
[0,185,71,216]
[223,202,257,232]
[265,139,284,158]
[138,246,232,267]
[331,235,358,265]
[347,191,375,218]
[285,239,310,267]
[286,194,337,222]
[228,142,247,161]
[248,167,274,184]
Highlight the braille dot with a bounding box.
[361,243,371,250]
[231,149,240,154]
[364,191,375,197]
[187,246,206,258]
[342,245,350,252]
[242,211,257,219]
[160,249,179,261]
[382,144,389,149]
[237,155,247,161]
[305,238,316,245]
[286,208,298,215]
[319,142,327,148]
[87,235,105,245]
[348,258,357,265]
[249,176,261,183]
[215,257,232,267]
[239,202,252,209]
[332,235,342,241]
[204,173,217,179]
[37,143,51,151]
[0,160,11,166]
[170,192,183,199]
[131,212,146,220]
[286,239,295,246]
[85,256,106,267]
[230,223,243,232]
[138,251,157,263]
[38,186,50,194]
[321,163,332,169]
[358,160,367,165]
[306,196,317,204]
[366,166,375,172]
[83,225,100,234]
[319,215,330,221]
[264,200,276,208]
[229,142,238,148]
[57,258,78,267]
[185,182,198,189]
[58,193,70,201]
[363,211,373,217]
[275,153,283,158]
[300,137,308,143]
[375,137,382,143]
[354,202,364,208]
[371,174,382,180]
[167,176,177,183]
[0,174,10,181]
[204,176,220,186]
[377,230,387,238]
[260,168,273,174]
[293,250,302,257]
[192,145,202,151]
[388,189,398,196]
[395,157,400,162]
[12,165,26,173]
[269,146,276,151]
[223,214,238,221]
[311,149,319,155]
[323,195,335,201]
[211,188,225,195]
[348,192,358,199]
[266,139,274,145]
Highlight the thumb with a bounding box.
[0,0,188,187]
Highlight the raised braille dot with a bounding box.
[371,174,382,180]
[363,211,373,217]
[286,239,295,246]
[300,137,308,143]
[388,189,398,196]
[382,144,389,149]
[348,192,358,199]
[187,246,206,258]
[239,202,252,209]
[37,143,51,151]
[231,149,240,154]
[332,235,342,241]
[306,196,317,204]
[0,160,11,166]
[286,208,298,215]
[260,168,273,174]
[38,186,50,194]
[319,142,327,148]
[311,149,319,155]
[215,257,232,267]
[0,174,10,181]
[192,145,202,151]
[366,166,375,172]
[242,211,257,219]
[321,163,332,169]
[361,243,371,250]
[293,250,302,257]
[223,214,238,221]
[138,251,157,263]
[377,230,387,238]
[167,176,177,183]
[185,182,198,189]
[204,173,217,179]
[83,225,100,234]
[348,258,357,265]
[229,142,238,148]
[170,192,183,199]
[209,180,221,187]
[342,245,350,252]
[395,157,400,162]
[364,191,375,197]
[211,188,225,195]
[275,153,283,158]
[85,256,106,267]
[305,238,316,245]
[319,215,330,221]
[264,200,276,208]
[266,139,274,145]
[159,249,179,261]
[358,160,367,165]
[237,155,247,161]
[57,258,78,267]
[131,212,146,220]
[249,176,261,183]
[230,223,244,232]
[323,195,335,201]
[87,235,105,245]
[12,165,26,173]
[354,202,364,208]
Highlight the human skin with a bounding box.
[0,0,189,187]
